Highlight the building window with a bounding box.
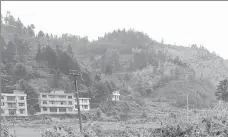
[42,95,47,98]
[49,95,55,98]
[68,108,73,112]
[59,108,66,112]
[9,109,16,116]
[19,96,24,100]
[68,101,72,105]
[43,107,47,111]
[50,107,57,112]
[50,101,54,104]
[59,95,66,99]
[19,109,25,114]
[7,96,15,101]
[43,101,47,104]
[8,103,16,108]
[1,96,4,100]
[19,103,25,107]
[68,96,72,99]
[75,105,78,109]
[84,105,88,110]
[2,102,5,106]
[61,102,66,105]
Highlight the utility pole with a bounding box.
[0,36,7,135]
[186,94,189,123]
[69,70,83,133]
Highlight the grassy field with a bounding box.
[8,120,161,137]
[5,99,179,137]
[5,100,226,137]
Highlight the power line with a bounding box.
[119,42,154,68]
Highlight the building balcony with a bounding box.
[39,111,76,115]
[40,97,73,101]
[3,100,17,103]
[40,104,74,107]
[74,108,90,111]
[6,106,17,109]
[17,106,27,108]
[1,105,7,108]
[16,99,26,102]
[75,102,90,105]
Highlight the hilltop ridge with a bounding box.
[1,12,224,110]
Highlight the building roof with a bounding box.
[2,90,26,95]
[13,90,26,94]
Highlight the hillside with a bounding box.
[1,12,226,111]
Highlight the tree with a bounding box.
[27,25,35,37]
[15,18,23,34]
[132,50,148,70]
[12,63,28,82]
[38,30,45,38]
[215,79,228,101]
[67,44,73,56]
[51,69,61,89]
[46,33,50,39]
[35,43,42,61]
[14,35,29,62]
[4,11,16,27]
[19,79,40,115]
[57,49,80,74]
[105,65,113,75]
[124,73,130,86]
[5,41,16,62]
[191,44,198,49]
[0,36,7,62]
[4,62,14,75]
[94,74,101,82]
[101,49,120,73]
[81,70,93,87]
[45,45,60,69]
[92,81,113,103]
[30,24,35,29]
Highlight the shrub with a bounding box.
[81,108,103,121]
[141,111,148,119]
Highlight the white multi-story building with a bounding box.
[1,90,28,116]
[74,98,90,111]
[39,90,90,115]
[112,90,120,101]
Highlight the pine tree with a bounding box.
[67,44,73,56]
[5,41,16,62]
[215,79,228,101]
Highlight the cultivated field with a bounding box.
[4,102,228,137]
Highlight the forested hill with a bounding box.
[1,12,227,111]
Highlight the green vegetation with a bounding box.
[2,11,228,137]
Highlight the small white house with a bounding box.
[112,90,120,101]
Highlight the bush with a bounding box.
[42,124,82,137]
[81,108,103,121]
[141,111,148,119]
[119,113,131,121]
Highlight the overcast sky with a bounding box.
[2,1,228,59]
